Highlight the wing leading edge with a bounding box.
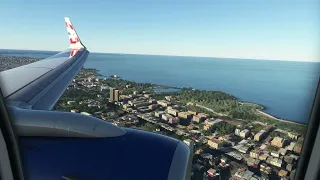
[0,17,89,110]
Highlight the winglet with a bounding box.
[64,17,86,57]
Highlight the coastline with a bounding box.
[92,69,306,126]
[0,54,308,126]
[227,98,307,126]
[256,109,307,126]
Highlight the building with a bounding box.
[234,168,247,179]
[70,109,79,113]
[165,96,172,101]
[242,170,254,180]
[157,100,171,107]
[197,113,208,118]
[178,112,193,119]
[168,117,180,124]
[278,170,288,177]
[235,128,241,136]
[271,137,288,148]
[247,157,260,168]
[235,169,254,180]
[238,139,249,145]
[284,156,295,164]
[288,132,300,140]
[269,157,283,168]
[207,168,217,177]
[240,129,251,139]
[148,104,158,110]
[250,149,262,159]
[114,89,120,101]
[122,104,131,110]
[133,101,149,108]
[203,124,213,131]
[187,110,197,115]
[254,131,265,141]
[183,139,193,146]
[148,99,157,104]
[259,144,267,150]
[258,154,269,161]
[109,88,120,102]
[109,88,115,101]
[278,148,288,156]
[286,142,296,151]
[193,114,206,123]
[294,145,302,154]
[289,154,299,161]
[265,136,273,144]
[155,111,165,118]
[238,145,252,154]
[260,163,272,174]
[167,108,179,116]
[203,119,221,131]
[120,95,131,101]
[286,164,293,172]
[208,138,223,149]
[162,114,174,121]
[271,151,280,158]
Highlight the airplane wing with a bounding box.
[0,17,88,111]
[0,17,192,180]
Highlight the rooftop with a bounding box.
[209,138,222,144]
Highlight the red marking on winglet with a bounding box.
[70,38,76,44]
[70,49,79,57]
[69,37,79,44]
[65,22,74,30]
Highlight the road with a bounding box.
[192,103,226,116]
[193,103,245,122]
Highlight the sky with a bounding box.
[0,0,319,61]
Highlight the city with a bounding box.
[0,1,318,179]
[54,67,306,180]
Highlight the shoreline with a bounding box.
[90,68,306,126]
[238,101,307,126]
[256,109,307,126]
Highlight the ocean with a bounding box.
[1,49,319,124]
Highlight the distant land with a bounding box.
[1,49,319,62]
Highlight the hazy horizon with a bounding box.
[1,48,320,63]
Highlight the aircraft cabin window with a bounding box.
[0,1,319,180]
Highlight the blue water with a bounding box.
[1,49,319,124]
